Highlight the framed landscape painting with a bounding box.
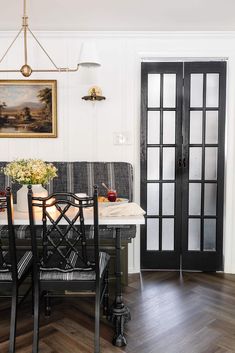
[0,80,57,137]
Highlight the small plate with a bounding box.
[98,198,129,207]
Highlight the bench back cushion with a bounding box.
[0,162,133,202]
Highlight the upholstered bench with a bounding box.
[0,161,136,284]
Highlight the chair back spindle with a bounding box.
[28,186,100,278]
[0,187,18,282]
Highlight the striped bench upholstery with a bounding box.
[0,161,133,202]
[0,250,32,281]
[0,162,135,240]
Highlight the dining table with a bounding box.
[0,203,145,347]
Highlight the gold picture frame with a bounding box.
[0,80,57,138]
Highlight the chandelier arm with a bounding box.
[0,66,79,73]
[23,22,28,66]
[23,0,26,17]
[23,0,27,64]
[32,67,79,72]
[24,30,28,65]
[28,28,60,70]
[0,29,23,65]
[0,70,21,73]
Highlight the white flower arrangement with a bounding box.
[2,159,57,185]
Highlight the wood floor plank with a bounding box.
[1,272,235,353]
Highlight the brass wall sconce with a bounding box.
[82,86,106,101]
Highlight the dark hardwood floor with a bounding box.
[1,272,235,353]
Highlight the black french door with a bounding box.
[141,61,226,271]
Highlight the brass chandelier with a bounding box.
[0,0,100,77]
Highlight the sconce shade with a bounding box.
[78,42,101,67]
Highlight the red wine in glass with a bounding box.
[107,190,117,202]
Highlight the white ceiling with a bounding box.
[1,0,235,31]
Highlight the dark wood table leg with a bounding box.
[110,227,131,347]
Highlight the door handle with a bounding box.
[178,158,186,168]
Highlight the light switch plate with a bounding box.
[113,132,132,145]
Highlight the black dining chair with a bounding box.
[27,185,110,353]
[0,187,32,353]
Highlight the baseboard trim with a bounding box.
[128,267,140,274]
